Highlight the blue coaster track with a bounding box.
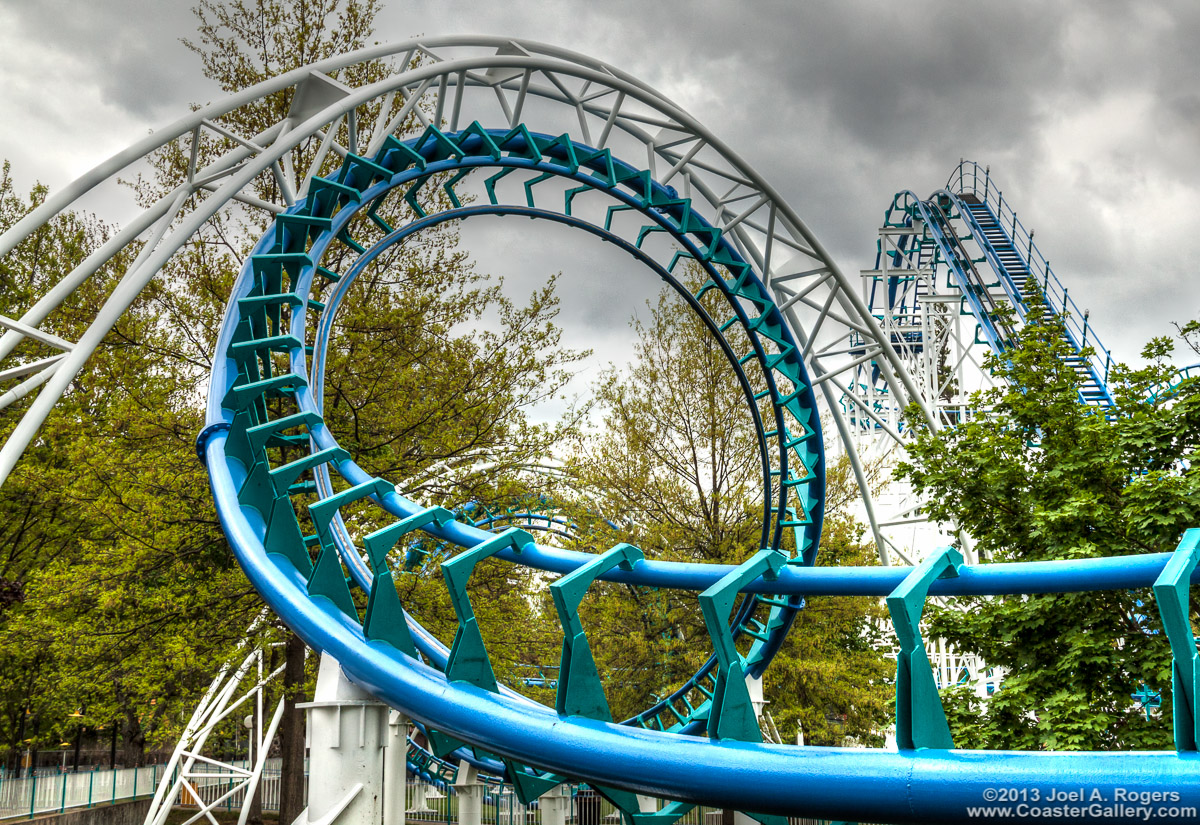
[200,131,1200,823]
[868,161,1118,408]
[201,123,827,819]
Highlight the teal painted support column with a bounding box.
[558,555,700,824]
[550,543,643,720]
[307,478,395,618]
[438,528,565,804]
[227,404,322,574]
[362,506,455,657]
[698,548,786,742]
[887,547,962,750]
[256,445,350,574]
[1152,528,1200,752]
[441,528,534,691]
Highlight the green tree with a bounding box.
[0,0,585,798]
[762,516,892,747]
[0,165,114,769]
[567,282,892,745]
[898,306,1200,750]
[0,160,262,771]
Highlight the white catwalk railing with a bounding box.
[0,761,850,825]
[0,763,165,820]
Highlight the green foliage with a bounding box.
[567,281,892,744]
[0,0,585,767]
[396,555,561,704]
[897,303,1200,749]
[0,160,261,765]
[765,517,892,746]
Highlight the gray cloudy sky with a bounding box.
[2,0,1199,377]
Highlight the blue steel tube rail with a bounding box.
[205,435,1200,823]
[279,127,822,744]
[198,122,1200,824]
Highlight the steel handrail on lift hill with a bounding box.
[949,160,1117,399]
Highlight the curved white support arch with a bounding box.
[0,37,930,567]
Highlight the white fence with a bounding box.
[400,783,832,825]
[0,764,837,825]
[0,764,164,820]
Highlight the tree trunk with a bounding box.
[277,632,308,825]
[120,709,145,767]
[11,708,26,773]
[27,714,39,777]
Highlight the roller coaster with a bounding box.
[861,161,1117,423]
[2,37,1199,825]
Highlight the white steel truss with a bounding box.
[0,36,938,569]
[143,644,285,825]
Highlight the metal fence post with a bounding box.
[59,770,67,813]
[28,770,37,819]
[87,767,94,808]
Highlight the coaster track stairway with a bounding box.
[863,162,1117,421]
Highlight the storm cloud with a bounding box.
[2,0,1198,368]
